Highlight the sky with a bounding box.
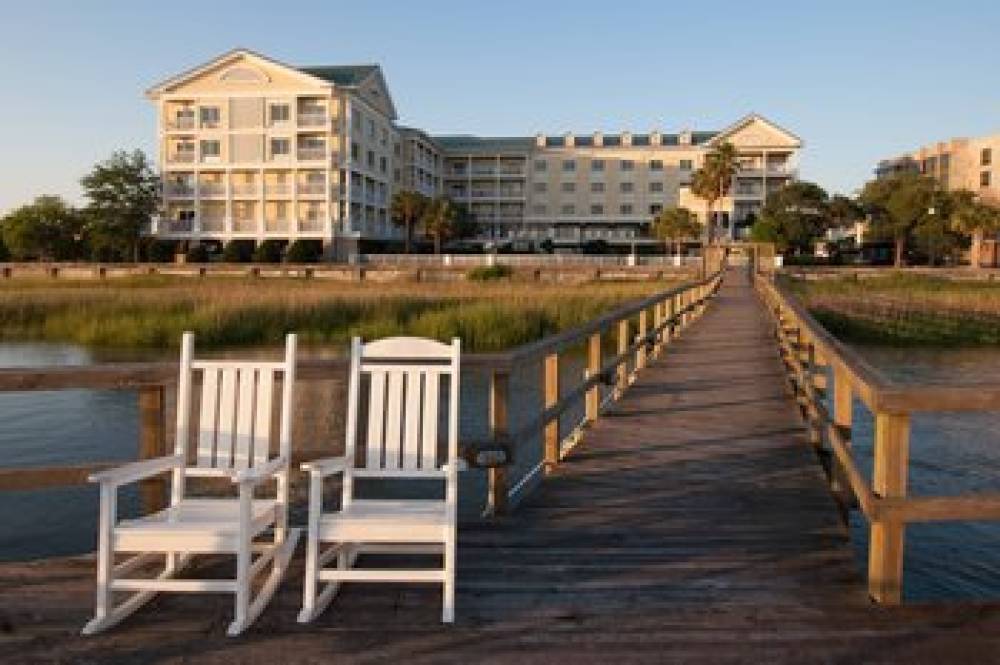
[0,0,997,213]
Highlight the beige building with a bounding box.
[147,49,802,256]
[876,133,999,202]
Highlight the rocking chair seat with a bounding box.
[318,500,449,542]
[114,499,278,552]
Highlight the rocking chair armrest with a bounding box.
[301,456,349,478]
[88,454,185,488]
[230,456,288,485]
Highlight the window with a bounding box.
[560,204,575,215]
[199,106,220,128]
[561,182,576,192]
[620,204,633,215]
[590,204,604,215]
[620,182,634,193]
[270,138,290,156]
[178,209,195,222]
[591,182,605,193]
[352,108,363,131]
[367,150,375,169]
[368,119,376,139]
[200,140,220,159]
[982,171,992,188]
[381,128,388,147]
[620,159,634,171]
[269,104,289,124]
[649,181,664,192]
[591,159,605,172]
[534,159,547,171]
[533,182,547,192]
[650,204,663,215]
[351,142,360,161]
[650,159,663,171]
[532,204,547,215]
[680,159,693,171]
[562,159,576,172]
[983,149,993,167]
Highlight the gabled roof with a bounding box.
[145,48,329,97]
[709,113,802,148]
[299,65,379,87]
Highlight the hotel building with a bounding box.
[876,133,999,202]
[147,49,802,257]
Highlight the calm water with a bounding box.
[2,342,1000,602]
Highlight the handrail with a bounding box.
[754,267,1000,606]
[0,269,726,518]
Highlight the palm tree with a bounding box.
[690,142,738,245]
[390,190,429,253]
[950,189,1000,269]
[651,206,702,257]
[422,197,458,254]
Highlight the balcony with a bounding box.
[164,185,194,198]
[167,117,195,131]
[265,183,292,197]
[297,148,327,162]
[201,218,225,233]
[265,219,290,232]
[298,219,325,233]
[168,153,195,164]
[297,113,328,127]
[231,184,259,198]
[299,183,327,197]
[232,218,258,233]
[199,183,226,198]
[161,219,193,233]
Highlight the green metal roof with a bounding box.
[431,135,535,154]
[299,65,379,87]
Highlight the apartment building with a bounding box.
[147,49,801,256]
[876,133,999,202]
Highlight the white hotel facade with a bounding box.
[147,49,802,258]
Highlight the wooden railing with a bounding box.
[0,270,724,519]
[755,270,1000,605]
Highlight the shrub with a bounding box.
[467,264,513,281]
[285,239,322,263]
[185,244,210,264]
[253,239,284,264]
[222,240,254,263]
[0,237,9,262]
[146,239,177,263]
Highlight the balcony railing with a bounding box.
[266,184,292,197]
[201,218,225,232]
[168,153,195,164]
[164,185,194,198]
[231,184,258,197]
[297,113,328,127]
[265,219,290,232]
[161,219,193,233]
[232,218,258,233]
[199,184,226,198]
[167,117,195,130]
[299,183,326,196]
[298,219,325,232]
[297,148,327,161]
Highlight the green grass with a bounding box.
[785,272,1000,346]
[0,276,668,352]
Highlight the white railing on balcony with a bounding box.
[299,183,326,196]
[165,185,194,198]
[297,113,328,127]
[168,153,195,164]
[161,219,193,233]
[232,218,258,233]
[266,183,292,197]
[231,184,258,197]
[265,219,290,232]
[167,117,195,130]
[298,219,325,232]
[298,148,327,161]
[201,218,225,233]
[199,183,226,197]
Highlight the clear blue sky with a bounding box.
[1,0,997,212]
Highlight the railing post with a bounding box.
[138,385,167,513]
[637,310,648,369]
[487,370,510,516]
[805,341,822,450]
[652,302,663,358]
[831,366,854,505]
[868,411,910,605]
[543,353,560,473]
[586,332,601,423]
[616,319,629,397]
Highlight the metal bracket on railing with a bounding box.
[461,439,513,468]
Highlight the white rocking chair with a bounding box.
[299,336,461,624]
[83,332,301,636]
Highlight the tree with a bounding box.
[222,240,254,263]
[285,239,322,263]
[0,195,84,260]
[690,142,738,245]
[422,197,469,254]
[949,189,1000,268]
[390,191,429,253]
[859,173,938,267]
[651,206,702,256]
[750,181,829,254]
[253,239,284,264]
[828,194,863,231]
[80,150,159,262]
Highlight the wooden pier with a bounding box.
[2,269,1000,663]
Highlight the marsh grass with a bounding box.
[785,272,1000,345]
[0,276,667,351]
